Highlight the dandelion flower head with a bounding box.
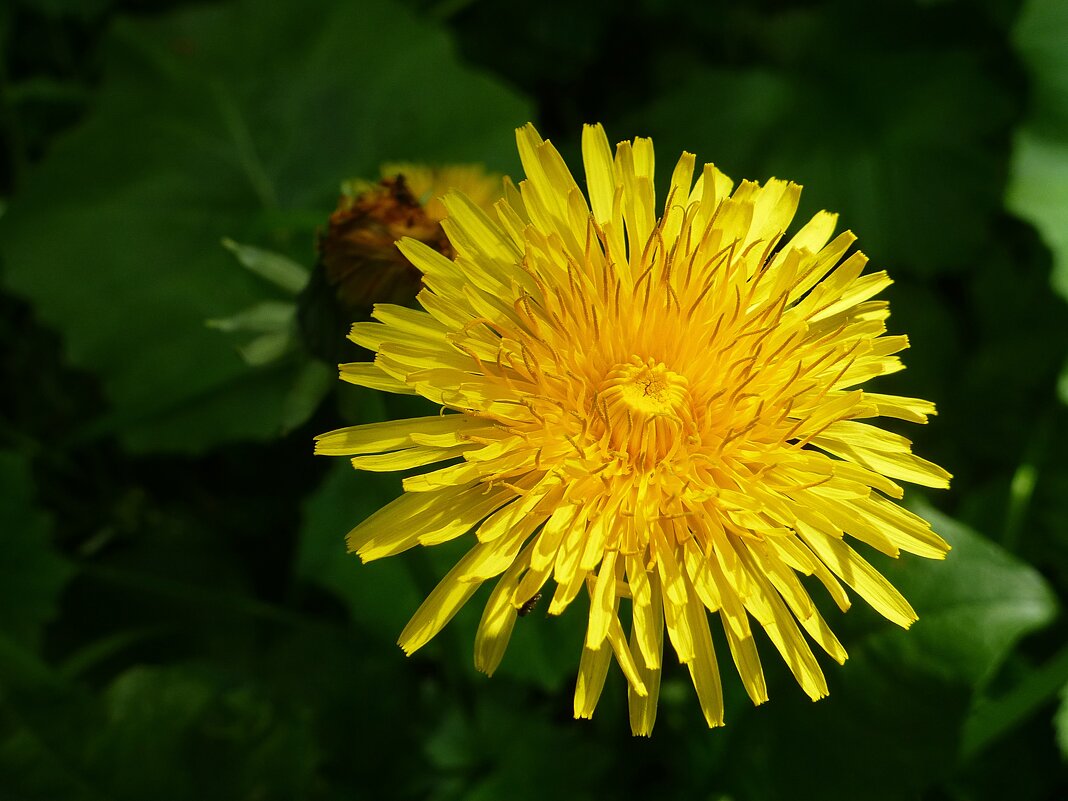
[322,163,501,311]
[315,123,951,735]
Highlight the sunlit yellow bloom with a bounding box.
[315,123,951,734]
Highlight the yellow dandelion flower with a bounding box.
[315,123,951,735]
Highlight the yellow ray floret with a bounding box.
[317,122,951,735]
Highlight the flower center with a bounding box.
[597,358,694,468]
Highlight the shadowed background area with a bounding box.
[1,0,1067,798]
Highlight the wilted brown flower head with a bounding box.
[319,165,501,312]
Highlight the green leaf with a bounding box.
[866,500,1058,687]
[221,238,308,295]
[1008,130,1068,301]
[93,665,321,801]
[1056,681,1068,759]
[421,687,613,801]
[1007,0,1068,301]
[0,0,530,453]
[279,360,333,434]
[205,301,295,334]
[962,645,1068,760]
[297,462,420,643]
[724,503,1058,801]
[0,631,108,801]
[235,330,293,367]
[0,451,72,649]
[486,603,585,693]
[0,633,323,801]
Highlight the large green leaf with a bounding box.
[94,664,320,801]
[724,502,1057,801]
[1007,0,1068,302]
[0,451,72,649]
[866,501,1057,687]
[0,633,101,801]
[0,635,321,801]
[0,0,530,453]
[297,461,421,644]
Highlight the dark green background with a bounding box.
[1,0,1067,798]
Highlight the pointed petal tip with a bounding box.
[350,539,383,563]
[515,122,543,147]
[897,613,919,631]
[397,624,431,656]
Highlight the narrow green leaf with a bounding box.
[236,330,293,366]
[221,238,308,295]
[206,300,295,333]
[0,451,73,649]
[280,361,333,434]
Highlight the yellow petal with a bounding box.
[811,434,952,489]
[396,236,461,281]
[626,553,660,670]
[460,512,546,582]
[349,444,471,472]
[861,392,938,424]
[314,415,482,456]
[684,582,725,727]
[853,494,950,559]
[796,521,918,628]
[474,541,535,675]
[586,550,620,649]
[338,362,416,394]
[349,483,512,561]
[607,613,648,698]
[574,632,613,720]
[398,545,489,655]
[740,566,829,701]
[582,122,617,227]
[371,303,450,339]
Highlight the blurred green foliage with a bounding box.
[1009,0,1068,302]
[0,451,71,648]
[1,0,1067,798]
[0,0,529,452]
